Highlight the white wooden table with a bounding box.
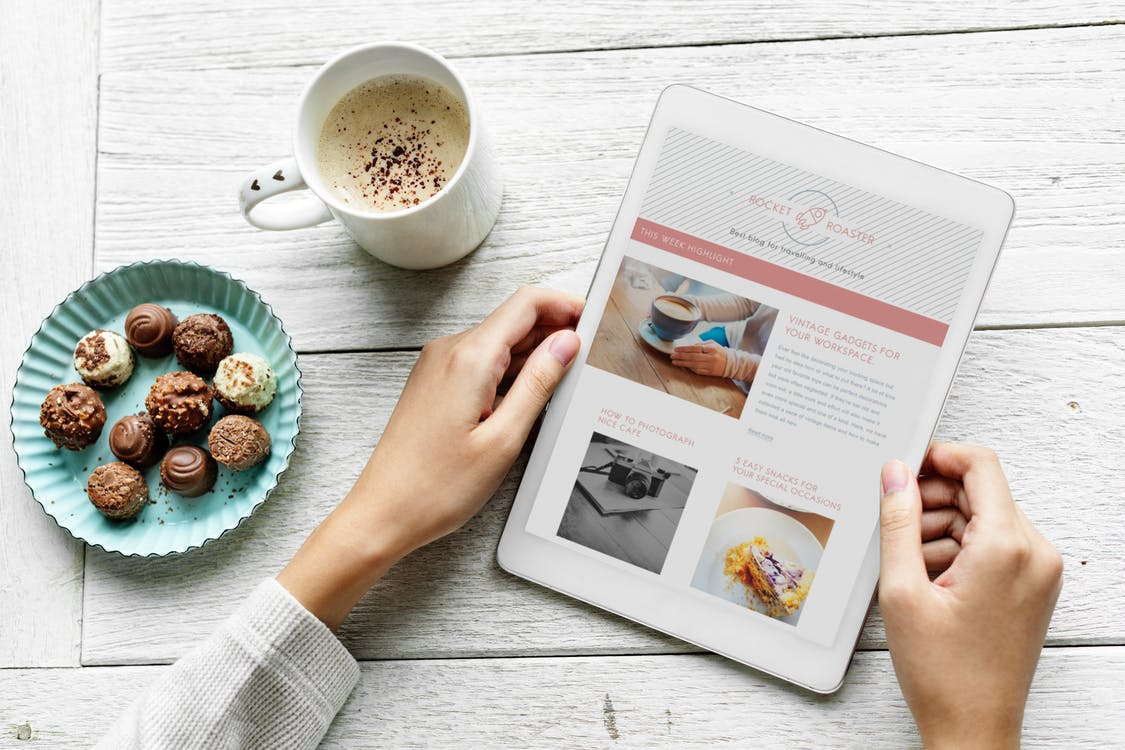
[3,3,1125,746]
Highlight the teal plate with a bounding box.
[9,260,301,556]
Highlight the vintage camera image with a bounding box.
[556,432,698,574]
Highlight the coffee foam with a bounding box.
[317,75,469,213]
[654,297,698,321]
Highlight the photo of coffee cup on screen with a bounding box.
[587,257,779,419]
[649,295,702,340]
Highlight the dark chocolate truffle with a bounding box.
[39,383,107,450]
[160,445,218,497]
[146,371,213,435]
[125,303,178,357]
[208,415,272,471]
[109,413,168,468]
[87,462,149,520]
[173,313,233,375]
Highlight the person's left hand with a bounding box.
[670,340,728,376]
[278,286,584,629]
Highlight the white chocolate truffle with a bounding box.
[74,330,135,389]
[212,353,277,414]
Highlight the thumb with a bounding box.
[879,460,928,600]
[487,330,580,446]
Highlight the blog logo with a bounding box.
[747,188,876,247]
[783,189,838,247]
[795,206,827,231]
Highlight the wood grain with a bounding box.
[0,1,99,668]
[588,296,668,390]
[93,26,1125,351]
[98,0,1124,71]
[600,273,748,417]
[81,326,1125,665]
[4,648,1124,748]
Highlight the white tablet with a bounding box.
[498,85,1014,692]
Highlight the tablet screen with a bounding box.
[502,86,1012,687]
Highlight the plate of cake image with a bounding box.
[9,260,301,557]
[692,507,823,624]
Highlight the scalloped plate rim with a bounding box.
[8,258,303,558]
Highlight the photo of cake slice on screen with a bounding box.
[692,483,833,625]
[724,536,815,618]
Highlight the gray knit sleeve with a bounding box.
[95,578,360,750]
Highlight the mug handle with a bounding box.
[238,157,334,230]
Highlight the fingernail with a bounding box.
[881,460,911,495]
[548,331,580,367]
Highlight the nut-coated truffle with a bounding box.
[125,303,178,357]
[208,414,271,471]
[146,371,213,435]
[212,353,277,414]
[160,445,218,497]
[39,383,107,450]
[74,329,135,389]
[86,462,149,520]
[109,413,168,468]
[172,313,233,375]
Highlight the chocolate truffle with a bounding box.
[39,383,107,450]
[87,462,149,520]
[212,353,277,414]
[160,445,218,497]
[173,313,233,375]
[125,303,178,357]
[109,413,168,469]
[74,329,135,389]
[146,371,213,435]
[209,415,272,471]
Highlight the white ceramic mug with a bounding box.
[238,42,503,270]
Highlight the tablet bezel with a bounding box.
[498,85,1014,693]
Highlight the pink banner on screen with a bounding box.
[630,218,949,347]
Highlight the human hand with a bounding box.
[278,286,583,628]
[670,340,728,376]
[879,443,1063,749]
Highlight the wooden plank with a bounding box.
[93,26,1125,352]
[587,296,668,392]
[99,0,1124,72]
[559,486,663,571]
[605,271,747,417]
[4,647,1125,747]
[0,1,99,667]
[81,326,1125,664]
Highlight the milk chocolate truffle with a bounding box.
[109,413,168,469]
[173,313,233,375]
[209,415,271,471]
[87,462,149,520]
[125,303,178,357]
[39,383,107,450]
[74,329,135,389]
[160,445,218,497]
[146,371,213,435]
[212,353,277,414]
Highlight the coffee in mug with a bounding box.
[238,42,503,270]
[317,75,470,213]
[650,295,702,340]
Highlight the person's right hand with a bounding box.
[278,285,583,630]
[879,443,1063,749]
